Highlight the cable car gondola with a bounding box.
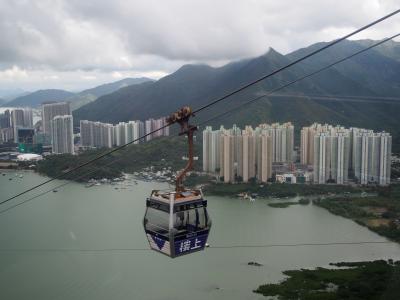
[143,107,211,258]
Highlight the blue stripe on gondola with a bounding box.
[151,235,166,250]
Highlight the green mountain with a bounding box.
[5,89,74,107]
[73,39,400,151]
[69,77,153,110]
[355,39,400,62]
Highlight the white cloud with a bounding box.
[0,0,399,90]
[0,66,28,79]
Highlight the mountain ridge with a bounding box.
[73,39,400,151]
[3,77,153,109]
[5,89,75,108]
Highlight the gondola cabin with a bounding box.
[143,189,211,258]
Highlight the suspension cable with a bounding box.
[1,34,397,215]
[0,241,395,253]
[1,9,399,206]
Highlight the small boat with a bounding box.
[53,190,58,193]
[19,175,23,178]
[9,178,12,181]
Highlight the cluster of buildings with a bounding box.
[0,108,33,143]
[203,123,294,183]
[0,102,74,155]
[80,117,169,149]
[1,99,170,159]
[43,102,74,154]
[1,102,170,157]
[301,123,391,185]
[203,122,392,186]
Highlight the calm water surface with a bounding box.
[1,170,400,300]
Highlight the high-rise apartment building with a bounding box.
[0,110,11,129]
[23,108,33,128]
[313,130,350,184]
[42,102,71,136]
[80,120,114,148]
[259,122,294,162]
[114,122,126,146]
[144,117,169,141]
[304,123,392,186]
[145,119,153,141]
[10,109,25,142]
[203,124,276,183]
[242,126,256,182]
[259,133,273,182]
[51,115,74,154]
[80,119,147,149]
[351,129,391,185]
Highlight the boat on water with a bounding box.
[19,175,23,178]
[242,193,256,202]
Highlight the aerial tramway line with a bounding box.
[143,107,211,257]
[0,10,399,258]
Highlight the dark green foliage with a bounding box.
[203,182,373,198]
[299,198,311,205]
[184,173,214,187]
[268,202,299,208]
[315,185,400,242]
[254,260,400,300]
[37,136,201,182]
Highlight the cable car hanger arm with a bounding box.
[166,106,198,193]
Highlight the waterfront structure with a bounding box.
[42,102,71,136]
[51,115,74,154]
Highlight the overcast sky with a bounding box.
[0,0,399,92]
